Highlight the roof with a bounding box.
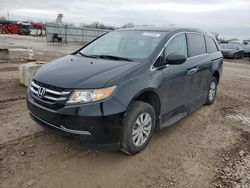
[118,26,175,32]
[117,26,213,37]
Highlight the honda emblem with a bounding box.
[37,87,46,98]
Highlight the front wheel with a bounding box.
[205,77,218,105]
[120,101,156,155]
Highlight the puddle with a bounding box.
[226,113,250,126]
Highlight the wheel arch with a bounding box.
[127,88,161,128]
[212,70,220,84]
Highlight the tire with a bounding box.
[233,54,237,59]
[205,77,218,105]
[120,101,156,155]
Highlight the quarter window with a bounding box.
[154,52,163,67]
[188,33,206,57]
[206,37,218,53]
[166,33,187,58]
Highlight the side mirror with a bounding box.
[166,53,186,65]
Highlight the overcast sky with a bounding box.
[0,0,249,39]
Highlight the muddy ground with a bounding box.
[0,35,250,188]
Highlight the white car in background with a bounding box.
[243,42,250,57]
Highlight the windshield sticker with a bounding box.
[142,32,161,37]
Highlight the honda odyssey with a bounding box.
[27,27,223,154]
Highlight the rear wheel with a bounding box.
[205,77,217,105]
[120,101,156,155]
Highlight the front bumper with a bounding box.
[243,52,250,57]
[26,88,125,144]
[222,52,235,58]
[30,113,92,136]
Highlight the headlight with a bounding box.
[67,86,117,104]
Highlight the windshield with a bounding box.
[80,30,167,61]
[219,44,226,49]
[220,44,239,50]
[243,43,250,49]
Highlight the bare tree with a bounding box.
[121,23,135,28]
[67,22,76,27]
[85,21,115,30]
[79,22,86,28]
[90,21,106,29]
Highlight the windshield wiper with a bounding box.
[96,55,133,62]
[77,53,133,61]
[77,52,98,58]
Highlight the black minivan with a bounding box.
[27,27,223,154]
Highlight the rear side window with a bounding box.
[166,33,187,57]
[188,33,206,57]
[206,37,218,53]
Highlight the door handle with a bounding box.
[187,67,198,74]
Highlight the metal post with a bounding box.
[65,24,68,43]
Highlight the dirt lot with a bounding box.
[0,35,250,188]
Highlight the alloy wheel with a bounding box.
[132,112,152,147]
[208,81,216,101]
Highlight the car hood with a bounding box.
[221,49,236,53]
[34,55,140,89]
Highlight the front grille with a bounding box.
[30,80,71,103]
[33,80,65,92]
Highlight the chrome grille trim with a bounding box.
[30,81,70,102]
[31,81,70,95]
[30,87,67,101]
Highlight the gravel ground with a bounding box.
[0,34,249,188]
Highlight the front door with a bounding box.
[159,33,192,116]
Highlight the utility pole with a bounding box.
[7,10,9,20]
